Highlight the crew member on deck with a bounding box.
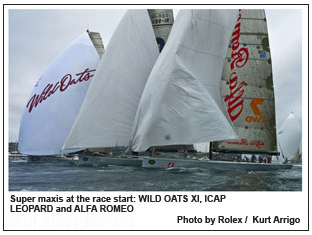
[258,155,263,163]
[267,155,271,163]
[251,154,256,163]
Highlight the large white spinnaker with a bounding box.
[18,32,102,155]
[131,9,239,152]
[64,10,159,150]
[277,112,302,162]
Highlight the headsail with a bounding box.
[64,10,159,150]
[148,9,189,152]
[148,9,174,52]
[212,9,278,154]
[131,9,239,152]
[18,32,103,155]
[277,112,302,162]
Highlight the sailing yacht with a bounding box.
[137,9,292,170]
[212,9,278,157]
[277,112,302,163]
[19,9,292,171]
[18,31,104,156]
[62,10,159,165]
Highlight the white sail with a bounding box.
[64,10,159,149]
[18,32,102,155]
[277,112,301,162]
[131,9,239,152]
[212,10,278,154]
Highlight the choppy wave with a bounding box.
[9,158,302,191]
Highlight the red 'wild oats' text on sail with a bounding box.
[26,68,96,113]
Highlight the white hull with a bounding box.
[9,153,29,163]
[77,155,142,166]
[10,153,293,171]
[9,153,28,158]
[74,155,292,171]
[9,155,78,163]
[142,157,293,171]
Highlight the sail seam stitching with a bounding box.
[192,16,237,31]
[178,44,226,60]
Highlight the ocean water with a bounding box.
[8,158,302,191]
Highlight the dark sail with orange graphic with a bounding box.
[212,9,277,154]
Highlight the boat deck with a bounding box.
[74,155,292,171]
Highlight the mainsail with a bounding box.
[212,9,278,154]
[18,32,103,155]
[131,9,239,152]
[64,10,159,149]
[277,112,302,162]
[148,9,174,52]
[88,31,105,58]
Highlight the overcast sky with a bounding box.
[8,7,303,142]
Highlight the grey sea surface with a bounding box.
[8,158,302,191]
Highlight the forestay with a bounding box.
[131,9,239,152]
[64,10,159,149]
[18,32,101,155]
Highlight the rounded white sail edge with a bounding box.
[18,32,100,155]
[278,112,302,161]
[63,10,159,149]
[131,9,239,152]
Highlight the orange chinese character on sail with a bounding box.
[245,98,267,123]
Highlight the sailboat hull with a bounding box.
[75,155,292,171]
[142,157,293,171]
[76,155,142,166]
